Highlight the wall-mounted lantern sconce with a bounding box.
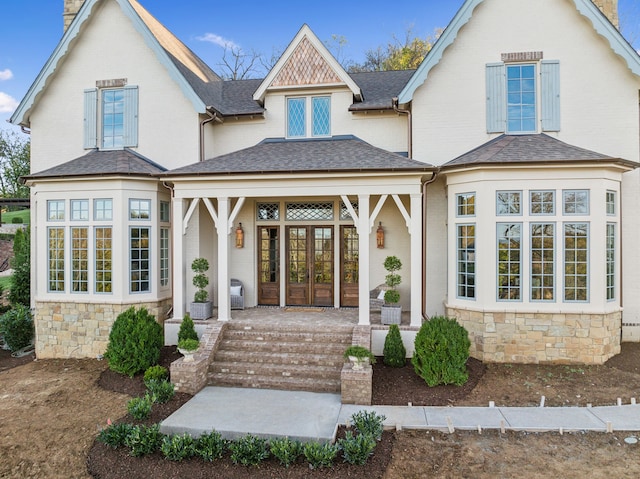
[235,223,244,248]
[376,221,384,249]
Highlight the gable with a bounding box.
[253,24,361,104]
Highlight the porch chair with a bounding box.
[369,283,389,311]
[230,278,244,310]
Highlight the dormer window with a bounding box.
[286,96,331,138]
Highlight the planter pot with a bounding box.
[348,356,370,370]
[178,348,197,362]
[190,301,213,320]
[381,305,402,325]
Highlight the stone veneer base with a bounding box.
[445,305,621,365]
[34,299,172,359]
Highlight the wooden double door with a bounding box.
[258,225,359,307]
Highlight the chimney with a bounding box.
[63,0,86,32]
[592,0,619,28]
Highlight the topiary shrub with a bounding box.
[383,324,406,367]
[11,216,22,224]
[412,315,470,387]
[177,313,198,343]
[104,307,163,377]
[0,304,33,351]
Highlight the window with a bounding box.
[531,223,554,301]
[496,191,521,215]
[563,190,589,215]
[48,200,65,221]
[530,190,555,215]
[48,227,65,292]
[71,200,89,221]
[286,202,333,221]
[160,228,169,287]
[606,191,616,216]
[130,227,150,293]
[564,223,588,302]
[286,96,331,138]
[71,227,88,293]
[497,223,521,301]
[257,203,280,221]
[457,224,475,299]
[486,60,559,133]
[130,199,151,220]
[94,199,113,221]
[95,227,112,293]
[160,201,170,222]
[507,64,536,133]
[84,85,138,150]
[606,223,615,301]
[456,193,475,217]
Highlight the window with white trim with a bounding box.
[507,64,536,133]
[497,223,521,301]
[531,223,555,301]
[95,227,112,293]
[48,200,65,221]
[606,190,616,216]
[84,83,138,150]
[456,192,475,217]
[457,224,475,299]
[130,199,151,220]
[94,199,113,221]
[130,227,150,293]
[160,201,170,222]
[496,191,521,215]
[160,228,169,288]
[71,227,89,293]
[71,200,89,221]
[606,223,615,301]
[564,222,589,302]
[48,227,65,292]
[286,96,331,138]
[563,190,589,215]
[530,190,555,215]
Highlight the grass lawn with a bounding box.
[1,209,29,225]
[0,276,11,290]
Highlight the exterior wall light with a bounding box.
[235,223,244,248]
[376,221,384,249]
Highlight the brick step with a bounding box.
[207,372,341,393]
[225,321,354,335]
[223,329,353,344]
[210,361,342,380]
[214,349,345,367]
[219,339,349,355]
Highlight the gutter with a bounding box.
[199,109,219,162]
[392,97,412,158]
[422,168,440,322]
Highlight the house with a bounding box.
[9,0,640,369]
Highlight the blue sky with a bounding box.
[1,0,639,133]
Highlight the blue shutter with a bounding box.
[83,88,97,149]
[123,85,139,147]
[541,60,560,132]
[486,63,506,133]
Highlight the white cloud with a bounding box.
[0,69,13,81]
[196,33,240,50]
[0,92,19,113]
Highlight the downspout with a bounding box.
[162,181,175,320]
[199,110,217,162]
[422,168,440,322]
[392,97,412,159]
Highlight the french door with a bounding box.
[286,226,333,306]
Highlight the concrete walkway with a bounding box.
[160,386,640,442]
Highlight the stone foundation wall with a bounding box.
[445,306,621,365]
[34,299,172,359]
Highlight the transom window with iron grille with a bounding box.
[286,202,333,221]
[340,201,358,220]
[257,203,280,221]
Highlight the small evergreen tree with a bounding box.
[9,226,30,307]
[383,324,406,367]
[412,316,470,386]
[177,313,198,343]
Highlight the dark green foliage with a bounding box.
[97,423,135,449]
[161,433,196,461]
[0,304,33,351]
[124,424,163,457]
[228,434,270,466]
[302,441,339,469]
[350,410,386,440]
[104,307,163,377]
[9,226,30,307]
[270,437,302,467]
[178,338,199,352]
[195,431,227,462]
[338,430,377,465]
[177,314,198,342]
[146,379,175,404]
[10,217,22,224]
[383,324,406,367]
[127,395,153,420]
[191,258,210,303]
[343,345,376,363]
[412,315,471,387]
[143,365,168,385]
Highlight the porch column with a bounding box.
[410,193,423,327]
[358,194,370,325]
[172,197,185,318]
[217,197,231,321]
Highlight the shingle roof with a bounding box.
[25,149,167,179]
[349,70,416,110]
[442,134,632,169]
[164,135,433,176]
